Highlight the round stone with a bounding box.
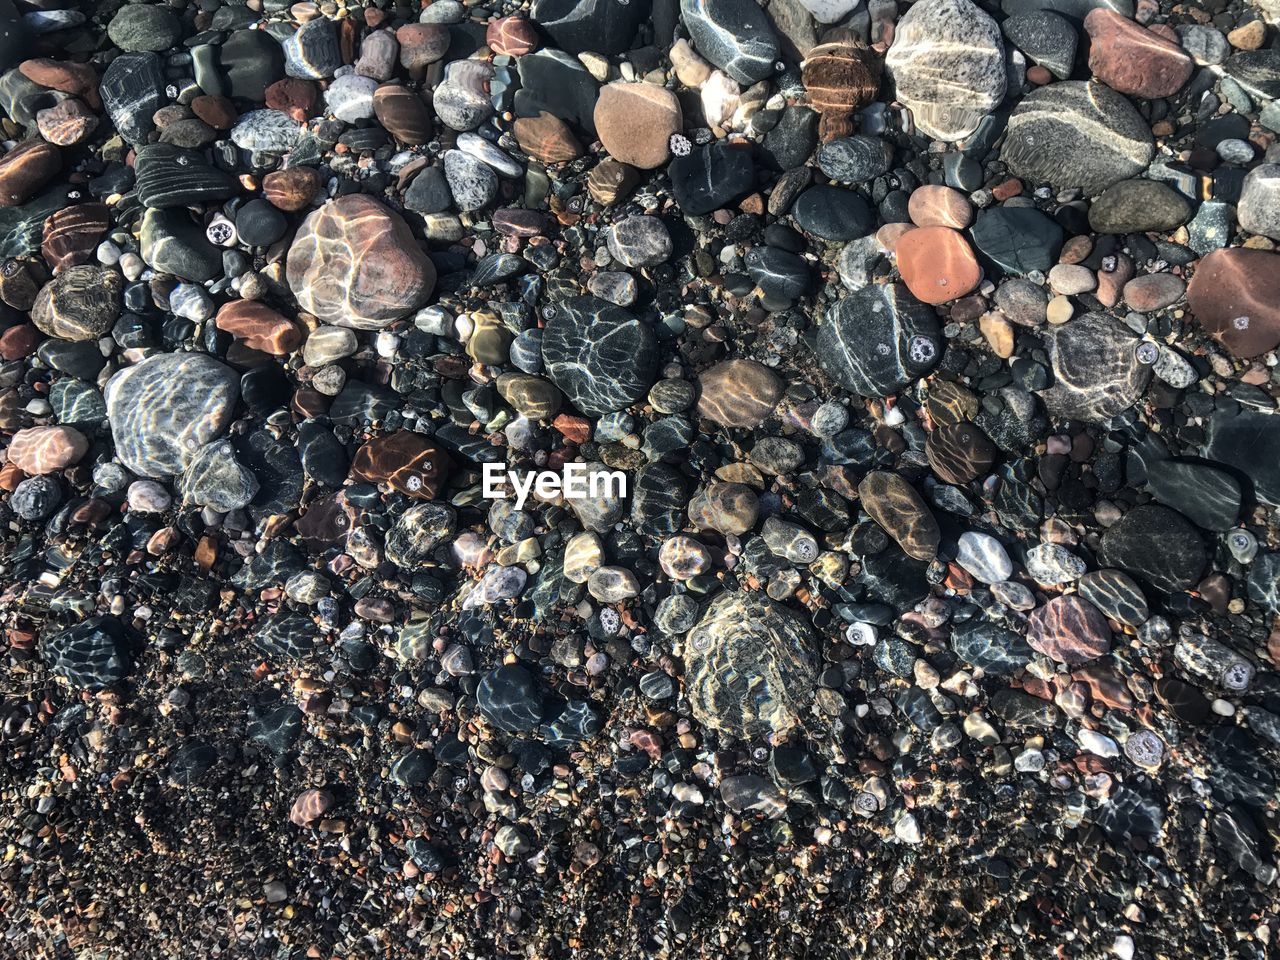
[542,297,658,416]
[5,425,88,475]
[286,195,436,330]
[688,481,759,535]
[477,664,544,733]
[1186,248,1280,358]
[606,216,672,268]
[896,226,982,304]
[105,352,240,478]
[1026,595,1112,666]
[818,282,942,398]
[955,531,1013,583]
[1088,179,1191,234]
[695,359,784,428]
[1036,313,1151,422]
[684,592,817,739]
[1003,81,1154,196]
[31,265,121,341]
[594,82,682,170]
[1085,9,1193,99]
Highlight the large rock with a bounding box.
[1036,313,1150,421]
[31,265,121,340]
[542,297,658,416]
[1186,248,1280,358]
[105,352,240,478]
[885,0,1006,142]
[818,282,942,397]
[286,195,435,330]
[1003,81,1153,195]
[40,617,137,689]
[685,592,818,739]
[681,0,780,84]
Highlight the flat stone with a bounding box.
[793,185,875,241]
[216,301,302,356]
[594,82,681,170]
[1144,459,1241,532]
[139,208,222,282]
[685,592,817,739]
[284,17,341,79]
[41,203,109,273]
[696,358,784,428]
[1085,9,1192,98]
[1186,248,1280,358]
[40,616,135,689]
[818,282,942,397]
[351,431,454,499]
[5,424,88,474]
[134,144,238,209]
[885,0,1006,142]
[681,0,780,84]
[956,531,1013,583]
[1026,595,1111,666]
[107,5,181,53]
[100,52,165,144]
[1097,503,1206,593]
[542,297,658,416]
[1036,313,1150,422]
[970,206,1065,277]
[1077,568,1148,626]
[0,139,59,207]
[1002,12,1076,79]
[858,470,940,561]
[105,352,240,478]
[531,0,650,55]
[286,195,435,330]
[668,141,755,216]
[927,422,996,483]
[372,85,432,145]
[896,226,982,304]
[1088,179,1191,234]
[606,215,672,267]
[1003,81,1154,195]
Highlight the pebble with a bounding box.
[594,83,682,170]
[286,195,435,330]
[696,358,783,428]
[1085,9,1192,99]
[885,0,1006,142]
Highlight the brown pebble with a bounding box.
[0,140,61,206]
[372,84,433,145]
[896,226,981,305]
[265,78,318,122]
[907,185,972,229]
[191,94,237,130]
[1186,247,1280,358]
[1085,9,1192,99]
[696,359,784,429]
[513,111,583,164]
[215,300,303,355]
[351,431,454,499]
[594,82,682,170]
[41,203,110,273]
[263,166,321,212]
[486,15,538,56]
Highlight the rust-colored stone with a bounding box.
[0,140,61,207]
[1085,9,1192,99]
[5,425,89,475]
[19,58,100,109]
[265,77,319,122]
[351,431,454,499]
[513,112,583,164]
[42,203,110,273]
[1027,595,1112,666]
[263,166,321,212]
[802,36,881,142]
[895,225,981,305]
[1186,248,1280,359]
[372,84,433,145]
[215,300,303,355]
[487,16,538,56]
[594,82,682,170]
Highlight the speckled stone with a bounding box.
[286,195,435,330]
[685,592,818,739]
[884,0,1006,142]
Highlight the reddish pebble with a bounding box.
[0,140,61,206]
[42,202,110,273]
[265,78,318,122]
[1026,595,1112,666]
[513,112,583,163]
[1085,9,1193,99]
[191,95,237,130]
[895,226,982,305]
[1026,64,1053,85]
[263,166,321,212]
[19,59,100,109]
[0,323,41,360]
[36,100,98,146]
[5,425,89,475]
[1186,247,1280,358]
[215,300,303,355]
[1122,273,1185,311]
[351,431,454,499]
[487,16,538,56]
[907,185,972,229]
[289,788,334,827]
[396,24,450,71]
